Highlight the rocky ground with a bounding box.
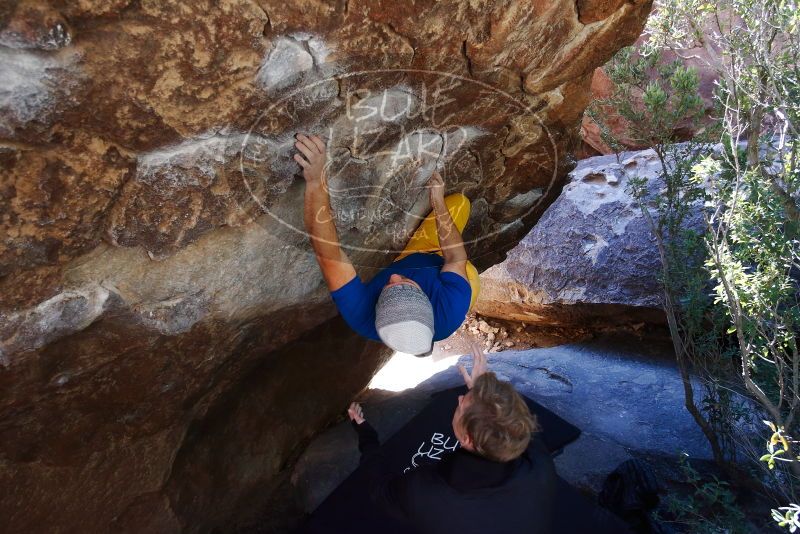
[432,311,661,358]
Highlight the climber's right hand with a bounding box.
[294,133,327,188]
[427,170,446,204]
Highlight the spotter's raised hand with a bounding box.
[347,402,365,425]
[458,341,488,390]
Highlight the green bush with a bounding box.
[591,0,800,527]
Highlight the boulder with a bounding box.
[0,1,652,531]
[475,149,670,327]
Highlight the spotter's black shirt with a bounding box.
[353,420,557,534]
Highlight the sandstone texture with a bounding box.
[0,1,652,531]
[475,149,673,327]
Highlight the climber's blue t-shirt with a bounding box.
[331,252,471,343]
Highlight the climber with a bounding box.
[294,133,480,356]
[347,344,557,533]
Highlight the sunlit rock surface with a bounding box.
[0,1,652,531]
[476,149,670,327]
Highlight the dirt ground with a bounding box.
[431,312,660,361]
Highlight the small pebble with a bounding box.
[478,320,492,333]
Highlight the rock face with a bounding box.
[0,1,652,532]
[476,149,670,327]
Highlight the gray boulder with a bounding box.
[476,149,672,327]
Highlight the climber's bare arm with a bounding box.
[428,172,468,280]
[295,134,357,292]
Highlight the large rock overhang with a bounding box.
[0,1,652,531]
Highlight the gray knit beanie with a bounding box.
[375,283,435,356]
